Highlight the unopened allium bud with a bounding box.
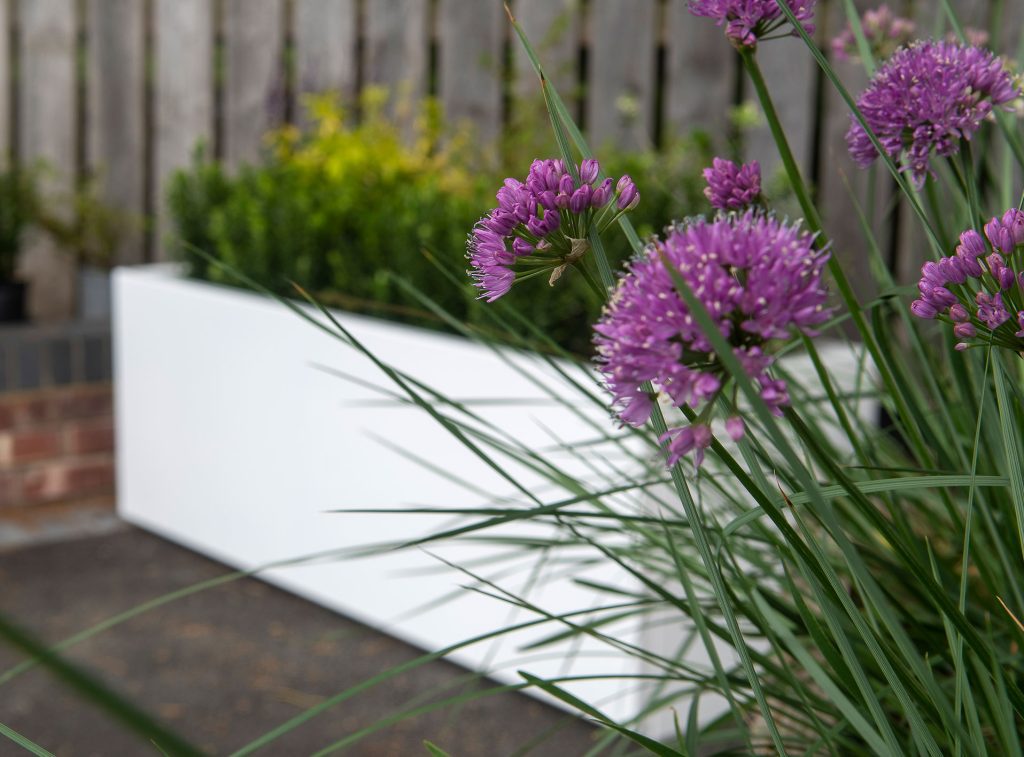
[591,178,613,208]
[616,176,638,210]
[569,185,592,214]
[579,159,599,185]
[958,229,987,258]
[954,322,977,339]
[949,303,970,322]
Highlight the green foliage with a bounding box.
[0,167,38,282]
[166,91,714,354]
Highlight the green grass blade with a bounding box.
[0,722,54,757]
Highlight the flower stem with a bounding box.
[739,47,824,234]
[738,46,936,465]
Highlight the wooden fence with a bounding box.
[0,0,1017,320]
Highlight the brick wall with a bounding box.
[0,385,115,508]
[0,321,114,511]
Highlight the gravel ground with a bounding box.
[0,528,598,756]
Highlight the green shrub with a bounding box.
[0,167,39,282]
[166,91,715,354]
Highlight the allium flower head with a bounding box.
[688,0,816,48]
[846,40,1020,187]
[595,212,832,467]
[467,159,638,301]
[831,4,915,63]
[703,158,762,211]
[911,208,1024,353]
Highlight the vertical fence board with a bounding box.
[664,1,734,139]
[816,0,890,301]
[363,0,429,110]
[154,0,214,259]
[17,0,76,321]
[512,0,580,113]
[0,0,9,163]
[86,0,145,265]
[294,0,358,121]
[438,0,504,144]
[586,0,657,150]
[223,0,285,168]
[743,35,815,184]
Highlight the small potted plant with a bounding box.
[37,178,128,320]
[0,166,38,323]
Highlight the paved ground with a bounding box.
[0,527,599,756]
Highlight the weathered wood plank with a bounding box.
[586,0,657,150]
[0,0,9,164]
[743,34,815,186]
[17,0,76,321]
[86,0,145,265]
[438,0,504,144]
[816,0,892,301]
[154,0,214,260]
[363,0,429,110]
[664,0,735,139]
[294,0,358,121]
[223,0,286,168]
[512,0,580,109]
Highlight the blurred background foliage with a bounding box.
[167,88,718,354]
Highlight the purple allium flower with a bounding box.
[846,41,1020,187]
[703,158,762,211]
[468,158,638,301]
[911,208,1024,352]
[594,212,832,467]
[831,4,915,63]
[688,0,816,48]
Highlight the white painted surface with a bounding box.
[113,265,650,721]
[113,266,873,732]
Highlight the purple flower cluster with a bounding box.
[594,211,831,467]
[468,159,638,301]
[687,0,816,48]
[846,41,1020,187]
[911,209,1024,351]
[703,158,762,211]
[831,4,915,63]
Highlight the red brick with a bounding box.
[66,420,115,455]
[21,460,114,504]
[65,460,115,497]
[0,429,63,466]
[56,386,113,421]
[22,465,66,503]
[0,394,55,429]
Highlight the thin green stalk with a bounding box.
[0,611,203,756]
[738,45,935,468]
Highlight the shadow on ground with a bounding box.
[0,528,599,755]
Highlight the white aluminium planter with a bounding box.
[112,265,873,731]
[113,265,652,722]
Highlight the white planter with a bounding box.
[113,265,874,732]
[113,264,652,722]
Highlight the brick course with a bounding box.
[0,384,115,509]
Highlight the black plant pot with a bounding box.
[0,280,27,323]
